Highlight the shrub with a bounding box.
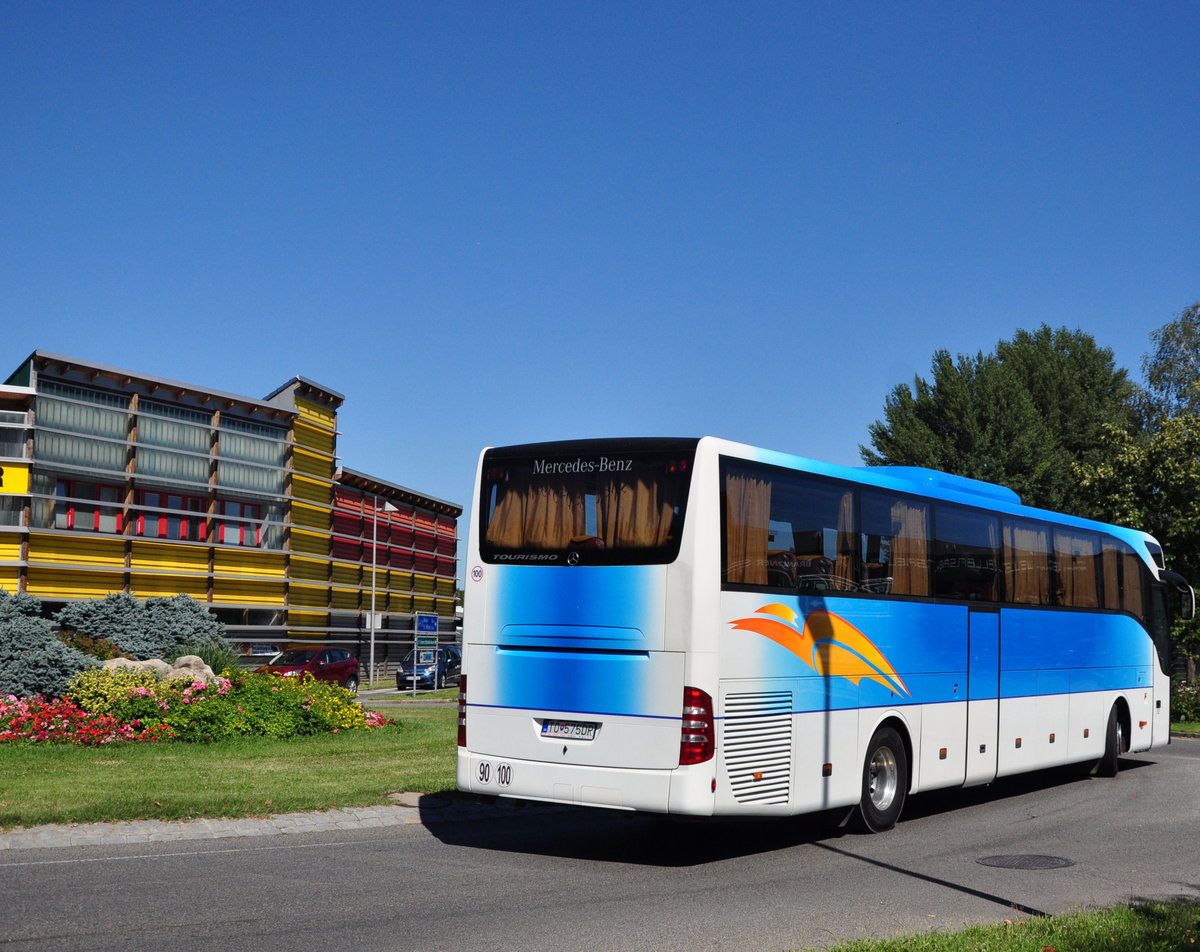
[57,667,388,743]
[1171,679,1200,723]
[0,591,96,697]
[56,630,127,661]
[145,594,227,655]
[66,666,161,715]
[166,639,240,676]
[55,592,151,656]
[55,592,228,661]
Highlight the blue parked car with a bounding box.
[396,644,462,690]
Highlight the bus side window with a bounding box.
[1004,519,1053,606]
[860,490,930,597]
[1149,584,1171,674]
[932,505,1000,602]
[770,476,856,593]
[1053,529,1101,609]
[723,461,857,592]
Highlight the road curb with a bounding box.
[0,791,565,852]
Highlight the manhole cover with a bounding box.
[977,854,1075,870]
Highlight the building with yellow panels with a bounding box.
[0,351,461,669]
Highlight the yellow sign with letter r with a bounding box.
[0,463,29,494]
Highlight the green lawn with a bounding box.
[0,703,455,829]
[819,901,1200,952]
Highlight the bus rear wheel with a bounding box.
[858,726,908,833]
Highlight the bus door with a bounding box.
[964,608,1000,786]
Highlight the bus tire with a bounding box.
[1095,703,1124,778]
[858,726,908,833]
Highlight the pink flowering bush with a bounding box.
[0,694,174,745]
[1172,680,1200,723]
[64,667,393,742]
[0,668,395,745]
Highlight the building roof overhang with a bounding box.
[15,350,296,420]
[335,466,462,518]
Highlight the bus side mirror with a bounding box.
[1163,571,1196,621]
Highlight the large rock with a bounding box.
[101,655,217,683]
[103,658,173,678]
[168,655,216,682]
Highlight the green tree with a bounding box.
[1143,302,1200,420]
[1074,415,1200,674]
[861,326,1137,515]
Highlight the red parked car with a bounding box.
[256,647,359,692]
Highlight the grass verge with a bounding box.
[0,703,455,829]
[821,900,1200,951]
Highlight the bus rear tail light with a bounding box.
[679,686,714,765]
[457,675,467,747]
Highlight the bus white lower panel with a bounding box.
[466,703,683,770]
[995,689,1148,776]
[457,750,676,813]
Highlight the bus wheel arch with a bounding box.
[1095,698,1130,778]
[856,719,911,833]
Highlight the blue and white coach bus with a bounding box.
[456,437,1194,831]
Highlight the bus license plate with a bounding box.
[541,720,598,741]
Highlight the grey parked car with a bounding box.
[396,645,462,690]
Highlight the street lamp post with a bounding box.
[368,495,397,688]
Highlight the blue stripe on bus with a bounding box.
[723,595,1153,712]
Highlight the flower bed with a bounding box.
[1,669,392,745]
[1171,679,1200,724]
[0,695,175,744]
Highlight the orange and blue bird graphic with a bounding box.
[730,604,910,697]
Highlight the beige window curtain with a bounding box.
[485,472,587,549]
[1123,551,1144,618]
[983,518,1001,600]
[1004,522,1052,605]
[833,490,858,590]
[890,499,930,596]
[596,467,680,548]
[725,471,772,584]
[1101,542,1122,611]
[1056,531,1100,608]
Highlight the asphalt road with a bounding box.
[2,739,1198,952]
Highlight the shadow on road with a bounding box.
[418,757,1153,868]
[899,755,1154,824]
[420,797,845,867]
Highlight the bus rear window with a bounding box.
[479,442,695,566]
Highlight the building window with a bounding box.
[138,491,207,541]
[36,383,130,473]
[218,500,262,546]
[54,479,123,533]
[0,410,25,459]
[0,497,22,526]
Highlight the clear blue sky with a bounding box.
[3,2,1198,546]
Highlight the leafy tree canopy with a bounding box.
[861,325,1137,516]
[1074,414,1200,670]
[1143,302,1200,422]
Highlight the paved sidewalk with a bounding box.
[0,791,549,851]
